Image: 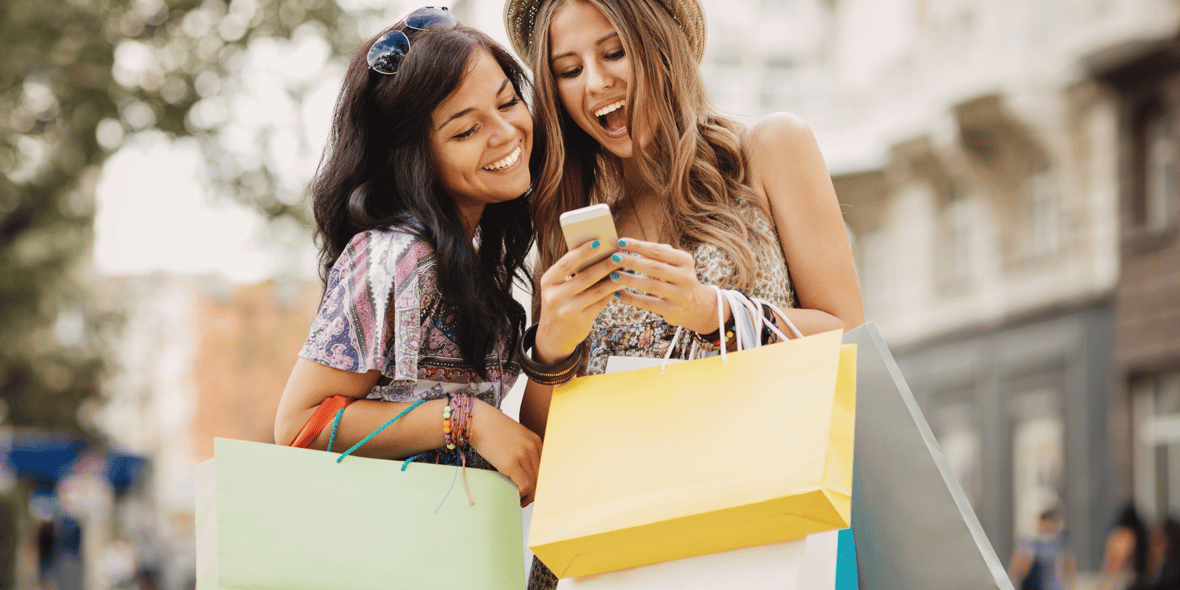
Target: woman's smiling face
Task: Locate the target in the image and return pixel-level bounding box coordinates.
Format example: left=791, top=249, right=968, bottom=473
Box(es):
left=548, top=0, right=643, bottom=159
left=429, top=49, right=533, bottom=231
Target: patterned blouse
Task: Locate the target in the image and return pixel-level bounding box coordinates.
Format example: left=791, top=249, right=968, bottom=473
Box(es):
left=584, top=200, right=796, bottom=375
left=299, top=226, right=520, bottom=435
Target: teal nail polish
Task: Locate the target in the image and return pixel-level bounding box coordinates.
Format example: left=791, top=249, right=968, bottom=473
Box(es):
left=626, top=269, right=636, bottom=274
left=617, top=239, right=628, bottom=247
left=610, top=272, right=620, bottom=281
left=613, top=291, right=622, bottom=298
left=611, top=253, right=622, bottom=263
left=591, top=240, right=600, bottom=249
left=631, top=251, right=639, bottom=257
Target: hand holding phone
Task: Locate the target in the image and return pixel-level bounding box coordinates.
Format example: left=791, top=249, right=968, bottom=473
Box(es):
left=559, top=204, right=619, bottom=273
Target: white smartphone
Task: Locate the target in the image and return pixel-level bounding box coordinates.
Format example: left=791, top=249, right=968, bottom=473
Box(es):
left=559, top=203, right=619, bottom=272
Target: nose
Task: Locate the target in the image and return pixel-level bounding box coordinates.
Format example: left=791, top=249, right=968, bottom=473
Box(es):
left=488, top=111, right=516, bottom=147
left=585, top=60, right=614, bottom=95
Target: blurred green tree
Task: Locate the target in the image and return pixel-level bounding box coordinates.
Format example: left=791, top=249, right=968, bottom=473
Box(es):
left=0, top=0, right=358, bottom=436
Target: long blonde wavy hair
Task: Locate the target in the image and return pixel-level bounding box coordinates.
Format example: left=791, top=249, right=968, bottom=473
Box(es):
left=528, top=0, right=774, bottom=289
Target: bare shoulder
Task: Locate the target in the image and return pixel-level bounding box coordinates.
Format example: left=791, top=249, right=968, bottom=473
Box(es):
left=745, top=112, right=816, bottom=157
left=743, top=113, right=828, bottom=201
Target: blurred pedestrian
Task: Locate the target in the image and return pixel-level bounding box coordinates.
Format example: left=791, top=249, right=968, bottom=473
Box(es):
left=1009, top=506, right=1075, bottom=590
left=1147, top=518, right=1180, bottom=590
left=1098, top=502, right=1151, bottom=590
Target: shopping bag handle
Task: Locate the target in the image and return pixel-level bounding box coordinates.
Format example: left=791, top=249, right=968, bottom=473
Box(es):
left=290, top=395, right=428, bottom=464
left=289, top=395, right=356, bottom=449
left=335, top=398, right=427, bottom=463
left=750, top=295, right=804, bottom=340
left=660, top=287, right=798, bottom=372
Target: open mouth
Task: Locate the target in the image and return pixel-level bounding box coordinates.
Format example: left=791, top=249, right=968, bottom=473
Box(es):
left=483, top=146, right=522, bottom=172
left=594, top=100, right=627, bottom=135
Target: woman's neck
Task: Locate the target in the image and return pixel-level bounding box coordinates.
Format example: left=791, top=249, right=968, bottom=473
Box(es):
left=458, top=203, right=484, bottom=240
left=619, top=155, right=657, bottom=205
left=616, top=156, right=667, bottom=242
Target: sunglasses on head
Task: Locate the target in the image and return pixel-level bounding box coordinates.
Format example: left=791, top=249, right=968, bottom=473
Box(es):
left=366, top=6, right=458, bottom=75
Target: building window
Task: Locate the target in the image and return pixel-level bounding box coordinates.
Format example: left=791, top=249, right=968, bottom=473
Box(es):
left=1134, top=105, right=1177, bottom=234
left=705, top=61, right=748, bottom=116
left=761, top=63, right=796, bottom=113
left=933, top=401, right=981, bottom=508
left=1132, top=370, right=1180, bottom=522
left=1029, top=166, right=1061, bottom=257
left=857, top=228, right=890, bottom=315
left=1011, top=392, right=1065, bottom=541
left=939, top=185, right=973, bottom=287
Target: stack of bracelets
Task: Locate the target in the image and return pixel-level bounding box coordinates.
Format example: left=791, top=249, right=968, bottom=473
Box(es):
left=517, top=324, right=587, bottom=386
left=693, top=290, right=780, bottom=347
left=443, top=393, right=473, bottom=450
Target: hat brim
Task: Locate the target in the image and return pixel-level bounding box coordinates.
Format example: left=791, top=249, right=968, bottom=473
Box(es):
left=504, top=0, right=706, bottom=64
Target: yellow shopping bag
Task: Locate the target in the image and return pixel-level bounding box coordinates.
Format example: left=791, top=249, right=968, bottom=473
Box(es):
left=529, top=329, right=857, bottom=579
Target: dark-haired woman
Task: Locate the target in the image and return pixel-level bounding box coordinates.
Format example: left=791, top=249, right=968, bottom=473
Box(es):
left=274, top=7, right=553, bottom=505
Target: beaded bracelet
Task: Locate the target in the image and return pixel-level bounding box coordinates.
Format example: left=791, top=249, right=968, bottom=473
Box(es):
left=694, top=314, right=736, bottom=346
left=444, top=393, right=473, bottom=450
left=454, top=394, right=471, bottom=447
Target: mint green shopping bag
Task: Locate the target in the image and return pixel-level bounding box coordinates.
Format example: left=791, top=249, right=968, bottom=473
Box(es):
left=195, top=437, right=526, bottom=590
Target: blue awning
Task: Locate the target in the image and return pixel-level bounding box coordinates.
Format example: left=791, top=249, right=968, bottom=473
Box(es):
left=3, top=433, right=148, bottom=493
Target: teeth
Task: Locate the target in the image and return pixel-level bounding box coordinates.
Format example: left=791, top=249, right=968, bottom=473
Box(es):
left=483, top=146, right=521, bottom=171
left=594, top=100, right=625, bottom=117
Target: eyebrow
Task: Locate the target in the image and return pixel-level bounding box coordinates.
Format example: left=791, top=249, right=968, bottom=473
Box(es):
left=437, top=78, right=512, bottom=131
left=550, top=32, right=619, bottom=63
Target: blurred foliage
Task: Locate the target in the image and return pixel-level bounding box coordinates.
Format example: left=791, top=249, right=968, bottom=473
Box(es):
left=0, top=0, right=364, bottom=435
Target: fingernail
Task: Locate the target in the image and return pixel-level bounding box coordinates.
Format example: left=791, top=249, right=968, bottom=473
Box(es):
left=611, top=253, right=622, bottom=263
left=613, top=291, right=622, bottom=298
left=610, top=272, right=620, bottom=281
left=617, top=239, right=628, bottom=247
left=630, top=252, right=639, bottom=257
left=626, top=269, right=636, bottom=274
left=591, top=240, right=600, bottom=249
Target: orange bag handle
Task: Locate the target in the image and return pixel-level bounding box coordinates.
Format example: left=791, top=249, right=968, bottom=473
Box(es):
left=289, top=395, right=357, bottom=448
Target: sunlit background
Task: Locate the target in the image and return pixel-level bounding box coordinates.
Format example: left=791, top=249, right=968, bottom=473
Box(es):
left=1, top=0, right=1176, bottom=587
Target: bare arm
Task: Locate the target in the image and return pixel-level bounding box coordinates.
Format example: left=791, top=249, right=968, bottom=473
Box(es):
left=274, top=358, right=542, bottom=504
left=747, top=113, right=864, bottom=332
left=519, top=239, right=625, bottom=439
left=273, top=358, right=445, bottom=457
left=606, top=114, right=862, bottom=338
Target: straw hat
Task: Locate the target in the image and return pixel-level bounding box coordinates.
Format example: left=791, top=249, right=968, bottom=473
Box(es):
left=503, top=0, right=706, bottom=64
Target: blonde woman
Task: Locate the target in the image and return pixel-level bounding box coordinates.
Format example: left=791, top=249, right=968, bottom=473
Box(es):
left=505, top=0, right=864, bottom=585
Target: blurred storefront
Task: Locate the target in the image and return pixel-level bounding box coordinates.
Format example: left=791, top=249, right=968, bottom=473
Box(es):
left=0, top=431, right=150, bottom=590
left=695, top=0, right=1179, bottom=577
left=1091, top=33, right=1180, bottom=531
left=52, top=274, right=324, bottom=590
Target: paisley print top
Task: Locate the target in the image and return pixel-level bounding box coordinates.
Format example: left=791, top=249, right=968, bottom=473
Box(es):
left=299, top=226, right=520, bottom=411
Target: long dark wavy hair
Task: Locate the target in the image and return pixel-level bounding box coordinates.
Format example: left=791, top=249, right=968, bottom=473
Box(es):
left=310, top=21, right=534, bottom=377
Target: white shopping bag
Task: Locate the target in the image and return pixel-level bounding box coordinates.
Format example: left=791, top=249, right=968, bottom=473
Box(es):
left=555, top=531, right=841, bottom=590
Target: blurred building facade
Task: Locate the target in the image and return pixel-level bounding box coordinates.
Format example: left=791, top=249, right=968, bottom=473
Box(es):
left=93, top=275, right=321, bottom=590
left=698, top=0, right=1180, bottom=574
left=1093, top=29, right=1180, bottom=551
